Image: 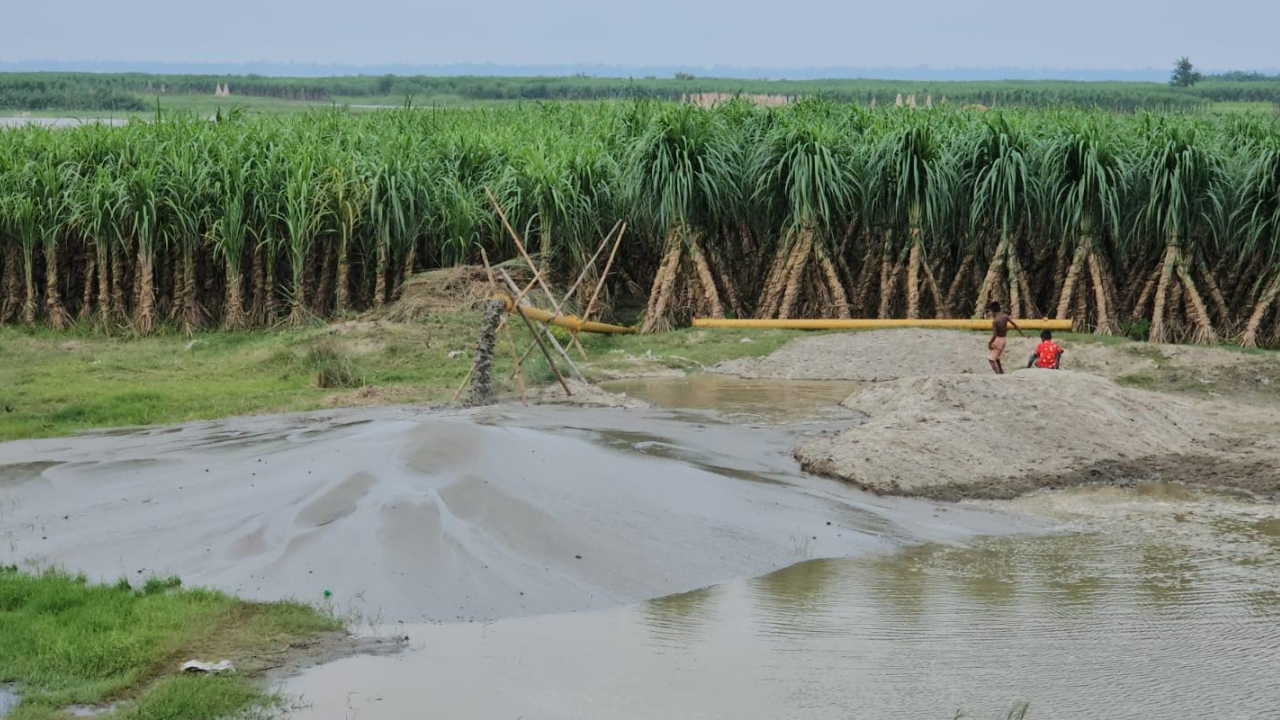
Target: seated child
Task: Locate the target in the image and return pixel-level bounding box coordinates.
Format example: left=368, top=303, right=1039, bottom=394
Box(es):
left=1027, top=330, right=1065, bottom=369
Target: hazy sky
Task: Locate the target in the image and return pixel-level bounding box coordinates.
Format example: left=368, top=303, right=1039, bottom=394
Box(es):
left=5, top=0, right=1276, bottom=71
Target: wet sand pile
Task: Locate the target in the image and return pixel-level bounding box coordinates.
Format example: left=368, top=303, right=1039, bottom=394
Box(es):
left=0, top=406, right=1019, bottom=624
left=713, top=328, right=1259, bottom=384
left=794, top=370, right=1280, bottom=500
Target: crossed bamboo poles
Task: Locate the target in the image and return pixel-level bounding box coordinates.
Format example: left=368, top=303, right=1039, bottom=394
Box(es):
left=452, top=187, right=626, bottom=404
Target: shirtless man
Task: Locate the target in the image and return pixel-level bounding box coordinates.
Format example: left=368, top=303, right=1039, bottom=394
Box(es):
left=987, top=302, right=1024, bottom=374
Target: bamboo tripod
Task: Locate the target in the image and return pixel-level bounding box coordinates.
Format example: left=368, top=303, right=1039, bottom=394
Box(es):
left=451, top=190, right=627, bottom=404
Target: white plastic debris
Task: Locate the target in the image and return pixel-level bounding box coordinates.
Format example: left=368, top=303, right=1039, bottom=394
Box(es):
left=180, top=660, right=235, bottom=674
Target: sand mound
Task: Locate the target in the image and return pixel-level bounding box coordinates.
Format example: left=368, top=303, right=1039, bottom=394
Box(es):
left=794, top=371, right=1233, bottom=500
left=713, top=328, right=1269, bottom=387
left=0, top=406, right=1019, bottom=624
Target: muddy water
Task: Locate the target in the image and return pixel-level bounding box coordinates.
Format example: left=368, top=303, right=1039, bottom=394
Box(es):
left=7, top=374, right=1280, bottom=718
left=598, top=375, right=862, bottom=424
left=287, top=484, right=1280, bottom=720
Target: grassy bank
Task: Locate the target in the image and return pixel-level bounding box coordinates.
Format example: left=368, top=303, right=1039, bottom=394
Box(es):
left=0, top=316, right=808, bottom=441
left=0, top=566, right=341, bottom=720
left=5, top=311, right=1273, bottom=443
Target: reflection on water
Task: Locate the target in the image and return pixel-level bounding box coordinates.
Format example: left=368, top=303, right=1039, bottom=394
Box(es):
left=640, top=585, right=721, bottom=645
left=287, top=485, right=1280, bottom=720
left=598, top=375, right=862, bottom=424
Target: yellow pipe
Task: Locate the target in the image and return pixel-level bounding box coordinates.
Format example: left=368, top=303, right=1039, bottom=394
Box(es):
left=691, top=318, right=1074, bottom=331
left=497, top=295, right=636, bottom=334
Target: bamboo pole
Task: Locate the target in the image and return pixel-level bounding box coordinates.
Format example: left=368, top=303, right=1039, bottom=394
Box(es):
left=507, top=222, right=631, bottom=372
left=581, top=223, right=626, bottom=325
left=450, top=365, right=476, bottom=404
left=513, top=304, right=572, bottom=397
left=561, top=221, right=621, bottom=312
left=498, top=270, right=572, bottom=397
left=575, top=222, right=627, bottom=356
left=559, top=221, right=621, bottom=358
left=499, top=269, right=586, bottom=384
left=484, top=187, right=569, bottom=318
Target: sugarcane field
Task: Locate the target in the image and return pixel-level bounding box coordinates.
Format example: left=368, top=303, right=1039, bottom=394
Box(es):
left=4, top=16, right=1280, bottom=720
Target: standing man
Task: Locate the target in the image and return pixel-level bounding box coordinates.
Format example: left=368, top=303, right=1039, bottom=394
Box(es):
left=987, top=302, right=1024, bottom=374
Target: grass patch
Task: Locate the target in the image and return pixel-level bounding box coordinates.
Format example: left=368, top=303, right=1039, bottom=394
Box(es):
left=305, top=341, right=366, bottom=389
left=0, top=318, right=807, bottom=441
left=0, top=566, right=340, bottom=720
left=1116, top=372, right=1160, bottom=390
left=0, top=318, right=490, bottom=441
left=1209, top=101, right=1279, bottom=114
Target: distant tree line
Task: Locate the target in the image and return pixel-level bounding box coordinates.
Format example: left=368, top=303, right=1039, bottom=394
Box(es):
left=0, top=75, right=146, bottom=111
left=1, top=71, right=1279, bottom=113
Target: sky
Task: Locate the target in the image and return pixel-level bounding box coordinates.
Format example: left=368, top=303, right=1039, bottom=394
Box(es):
left=4, top=0, right=1277, bottom=74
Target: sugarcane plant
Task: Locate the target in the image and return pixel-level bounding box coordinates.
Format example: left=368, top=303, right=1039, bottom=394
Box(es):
left=1043, top=118, right=1125, bottom=333
left=0, top=102, right=1278, bottom=347
left=1131, top=122, right=1226, bottom=344
left=625, top=104, right=735, bottom=332
left=1237, top=137, right=1280, bottom=346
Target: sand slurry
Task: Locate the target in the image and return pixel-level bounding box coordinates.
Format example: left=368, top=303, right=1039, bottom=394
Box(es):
left=795, top=370, right=1280, bottom=500
left=0, top=404, right=1023, bottom=625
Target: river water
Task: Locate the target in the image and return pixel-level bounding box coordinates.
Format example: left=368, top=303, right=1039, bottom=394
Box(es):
left=286, top=481, right=1280, bottom=720
left=282, top=378, right=1280, bottom=720
left=4, top=372, right=1277, bottom=719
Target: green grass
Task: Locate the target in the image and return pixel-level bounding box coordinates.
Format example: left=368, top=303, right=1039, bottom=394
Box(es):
left=142, top=94, right=332, bottom=116
left=0, top=315, right=813, bottom=441
left=0, top=317, right=471, bottom=441
left=1116, top=371, right=1160, bottom=389
left=1209, top=101, right=1279, bottom=114
left=0, top=566, right=340, bottom=720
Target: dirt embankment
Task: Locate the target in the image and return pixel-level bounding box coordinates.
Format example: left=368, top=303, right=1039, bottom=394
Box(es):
left=717, top=330, right=1280, bottom=500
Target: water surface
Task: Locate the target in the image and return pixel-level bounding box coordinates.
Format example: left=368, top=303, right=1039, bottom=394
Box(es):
left=287, top=484, right=1280, bottom=720
left=599, top=375, right=862, bottom=424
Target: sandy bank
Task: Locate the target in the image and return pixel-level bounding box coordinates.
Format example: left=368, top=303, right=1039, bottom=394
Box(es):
left=0, top=405, right=1023, bottom=624
left=713, top=328, right=1278, bottom=391
left=795, top=371, right=1280, bottom=500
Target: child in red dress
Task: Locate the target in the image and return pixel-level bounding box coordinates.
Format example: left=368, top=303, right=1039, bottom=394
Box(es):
left=1028, top=330, right=1065, bottom=369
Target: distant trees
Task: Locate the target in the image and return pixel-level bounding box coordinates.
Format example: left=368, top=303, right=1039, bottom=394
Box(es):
left=1171, top=57, right=1203, bottom=87
left=0, top=75, right=145, bottom=111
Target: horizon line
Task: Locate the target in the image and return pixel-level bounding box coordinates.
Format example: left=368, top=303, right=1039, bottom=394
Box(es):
left=3, top=59, right=1278, bottom=82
